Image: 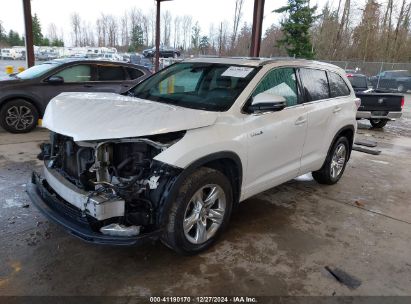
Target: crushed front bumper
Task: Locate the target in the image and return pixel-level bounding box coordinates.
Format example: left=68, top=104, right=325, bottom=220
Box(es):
left=27, top=172, right=162, bottom=246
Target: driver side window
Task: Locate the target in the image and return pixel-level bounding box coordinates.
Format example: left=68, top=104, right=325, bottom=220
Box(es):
left=53, top=64, right=92, bottom=83
left=252, top=68, right=299, bottom=107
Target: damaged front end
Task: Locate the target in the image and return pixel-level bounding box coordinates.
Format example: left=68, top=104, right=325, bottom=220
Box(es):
left=28, top=131, right=184, bottom=245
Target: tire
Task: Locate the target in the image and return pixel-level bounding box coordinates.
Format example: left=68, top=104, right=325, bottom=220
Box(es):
left=312, top=136, right=350, bottom=185
left=397, top=83, right=406, bottom=93
left=0, top=99, right=38, bottom=133
left=370, top=119, right=388, bottom=128
left=162, top=167, right=233, bottom=255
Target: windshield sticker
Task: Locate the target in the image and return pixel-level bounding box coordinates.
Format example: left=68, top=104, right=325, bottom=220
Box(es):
left=221, top=66, right=254, bottom=78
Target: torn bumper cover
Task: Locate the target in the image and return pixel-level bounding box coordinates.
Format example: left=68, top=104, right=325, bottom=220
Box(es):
left=27, top=172, right=163, bottom=246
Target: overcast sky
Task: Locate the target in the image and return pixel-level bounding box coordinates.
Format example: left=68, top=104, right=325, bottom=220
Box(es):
left=1, top=0, right=337, bottom=46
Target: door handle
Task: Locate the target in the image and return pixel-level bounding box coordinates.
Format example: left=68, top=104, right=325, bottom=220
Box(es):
left=333, top=106, right=342, bottom=113
left=84, top=84, right=94, bottom=88
left=295, top=116, right=307, bottom=126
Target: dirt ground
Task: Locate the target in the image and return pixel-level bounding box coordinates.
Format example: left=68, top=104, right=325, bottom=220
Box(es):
left=0, top=95, right=410, bottom=298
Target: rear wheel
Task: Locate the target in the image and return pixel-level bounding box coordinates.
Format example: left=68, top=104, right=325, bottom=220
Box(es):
left=370, top=119, right=388, bottom=128
left=0, top=99, right=38, bottom=133
left=312, top=136, right=350, bottom=185
left=162, top=167, right=233, bottom=255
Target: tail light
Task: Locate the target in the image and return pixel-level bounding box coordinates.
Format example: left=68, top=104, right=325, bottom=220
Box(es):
left=401, top=97, right=405, bottom=108
left=346, top=74, right=353, bottom=77
left=354, top=98, right=361, bottom=109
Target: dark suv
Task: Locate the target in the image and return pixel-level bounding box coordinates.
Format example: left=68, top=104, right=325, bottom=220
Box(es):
left=0, top=59, right=150, bottom=133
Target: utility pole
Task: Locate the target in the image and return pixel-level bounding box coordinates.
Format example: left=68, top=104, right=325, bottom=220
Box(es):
left=155, top=0, right=172, bottom=72
left=249, top=0, right=265, bottom=57
left=22, top=0, right=35, bottom=67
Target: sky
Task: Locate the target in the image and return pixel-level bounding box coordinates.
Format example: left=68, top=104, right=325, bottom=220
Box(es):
left=0, top=0, right=336, bottom=46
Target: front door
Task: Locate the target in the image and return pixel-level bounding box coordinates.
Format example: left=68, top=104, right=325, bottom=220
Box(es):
left=242, top=67, right=307, bottom=199
left=40, top=63, right=97, bottom=103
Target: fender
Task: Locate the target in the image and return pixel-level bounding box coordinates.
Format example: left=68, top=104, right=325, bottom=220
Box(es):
left=326, top=125, right=355, bottom=160
left=156, top=151, right=243, bottom=226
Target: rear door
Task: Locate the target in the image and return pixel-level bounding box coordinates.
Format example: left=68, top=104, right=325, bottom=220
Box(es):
left=298, top=68, right=351, bottom=173
left=94, top=64, right=129, bottom=93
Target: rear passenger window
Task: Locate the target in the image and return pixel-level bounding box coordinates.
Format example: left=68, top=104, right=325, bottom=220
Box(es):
left=252, top=68, right=299, bottom=107
left=97, top=65, right=126, bottom=81
left=299, top=68, right=329, bottom=101
left=328, top=72, right=350, bottom=97
left=127, top=68, right=144, bottom=80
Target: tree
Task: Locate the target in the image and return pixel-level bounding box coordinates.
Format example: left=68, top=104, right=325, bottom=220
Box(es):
left=199, top=36, right=210, bottom=54
left=0, top=20, right=6, bottom=45
left=231, top=0, right=244, bottom=49
left=32, top=14, right=44, bottom=45
left=274, top=0, right=318, bottom=59
left=7, top=30, right=24, bottom=46
left=129, top=24, right=144, bottom=51
left=191, top=22, right=201, bottom=50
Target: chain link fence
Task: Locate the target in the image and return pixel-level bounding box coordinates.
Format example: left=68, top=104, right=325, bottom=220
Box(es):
left=323, top=60, right=411, bottom=76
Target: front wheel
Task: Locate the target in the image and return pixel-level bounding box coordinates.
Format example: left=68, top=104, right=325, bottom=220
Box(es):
left=0, top=99, right=38, bottom=133
left=397, top=83, right=406, bottom=93
left=370, top=119, right=388, bottom=128
left=162, top=167, right=233, bottom=255
left=312, top=136, right=350, bottom=185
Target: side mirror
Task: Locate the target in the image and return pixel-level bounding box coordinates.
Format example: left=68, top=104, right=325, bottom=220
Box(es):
left=47, top=75, right=64, bottom=84
left=248, top=92, right=287, bottom=113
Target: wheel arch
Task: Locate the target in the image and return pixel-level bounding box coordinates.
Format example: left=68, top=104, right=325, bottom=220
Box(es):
left=156, top=151, right=243, bottom=226
left=328, top=125, right=355, bottom=161
left=0, top=95, right=43, bottom=118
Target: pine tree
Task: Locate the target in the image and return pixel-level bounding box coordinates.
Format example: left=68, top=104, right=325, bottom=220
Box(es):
left=32, top=13, right=44, bottom=45
left=274, top=0, right=318, bottom=59
left=199, top=36, right=209, bottom=54
left=129, top=25, right=144, bottom=52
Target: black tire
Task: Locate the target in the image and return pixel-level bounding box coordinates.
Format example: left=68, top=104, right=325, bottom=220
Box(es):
left=397, top=83, right=406, bottom=93
left=0, top=99, right=38, bottom=133
left=370, top=119, right=388, bottom=128
left=312, top=136, right=350, bottom=185
left=162, top=167, right=233, bottom=255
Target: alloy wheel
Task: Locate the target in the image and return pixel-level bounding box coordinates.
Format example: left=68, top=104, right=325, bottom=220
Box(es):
left=5, top=105, right=34, bottom=131
left=330, top=143, right=347, bottom=179
left=183, top=184, right=226, bottom=245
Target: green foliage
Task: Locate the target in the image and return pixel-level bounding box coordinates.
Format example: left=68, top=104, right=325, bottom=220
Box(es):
left=7, top=30, right=24, bottom=46
left=32, top=14, right=44, bottom=45
left=199, top=36, right=209, bottom=54
left=129, top=24, right=144, bottom=51
left=0, top=20, right=6, bottom=43
left=274, top=0, right=318, bottom=59
left=51, top=38, right=64, bottom=47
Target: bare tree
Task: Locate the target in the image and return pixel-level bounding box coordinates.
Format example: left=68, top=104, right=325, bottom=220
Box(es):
left=231, top=0, right=244, bottom=50
left=182, top=15, right=193, bottom=50
left=162, top=10, right=172, bottom=46
left=173, top=16, right=181, bottom=48
left=71, top=13, right=81, bottom=46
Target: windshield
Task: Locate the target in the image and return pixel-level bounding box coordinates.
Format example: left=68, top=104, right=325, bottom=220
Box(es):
left=132, top=62, right=258, bottom=111
left=17, top=63, right=59, bottom=79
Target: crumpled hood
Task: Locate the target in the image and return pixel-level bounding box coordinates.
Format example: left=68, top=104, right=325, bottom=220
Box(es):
left=42, top=92, right=219, bottom=141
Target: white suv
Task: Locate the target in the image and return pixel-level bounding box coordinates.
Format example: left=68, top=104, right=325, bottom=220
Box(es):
left=28, top=57, right=359, bottom=254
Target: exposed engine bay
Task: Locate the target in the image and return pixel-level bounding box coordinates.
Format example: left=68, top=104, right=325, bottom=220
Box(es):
left=38, top=131, right=184, bottom=236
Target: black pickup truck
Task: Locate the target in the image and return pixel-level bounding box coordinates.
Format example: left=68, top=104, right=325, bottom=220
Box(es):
left=369, top=70, right=411, bottom=93
left=347, top=73, right=404, bottom=128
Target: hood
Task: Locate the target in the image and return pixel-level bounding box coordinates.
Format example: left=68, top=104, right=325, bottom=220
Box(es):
left=42, top=92, right=219, bottom=141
